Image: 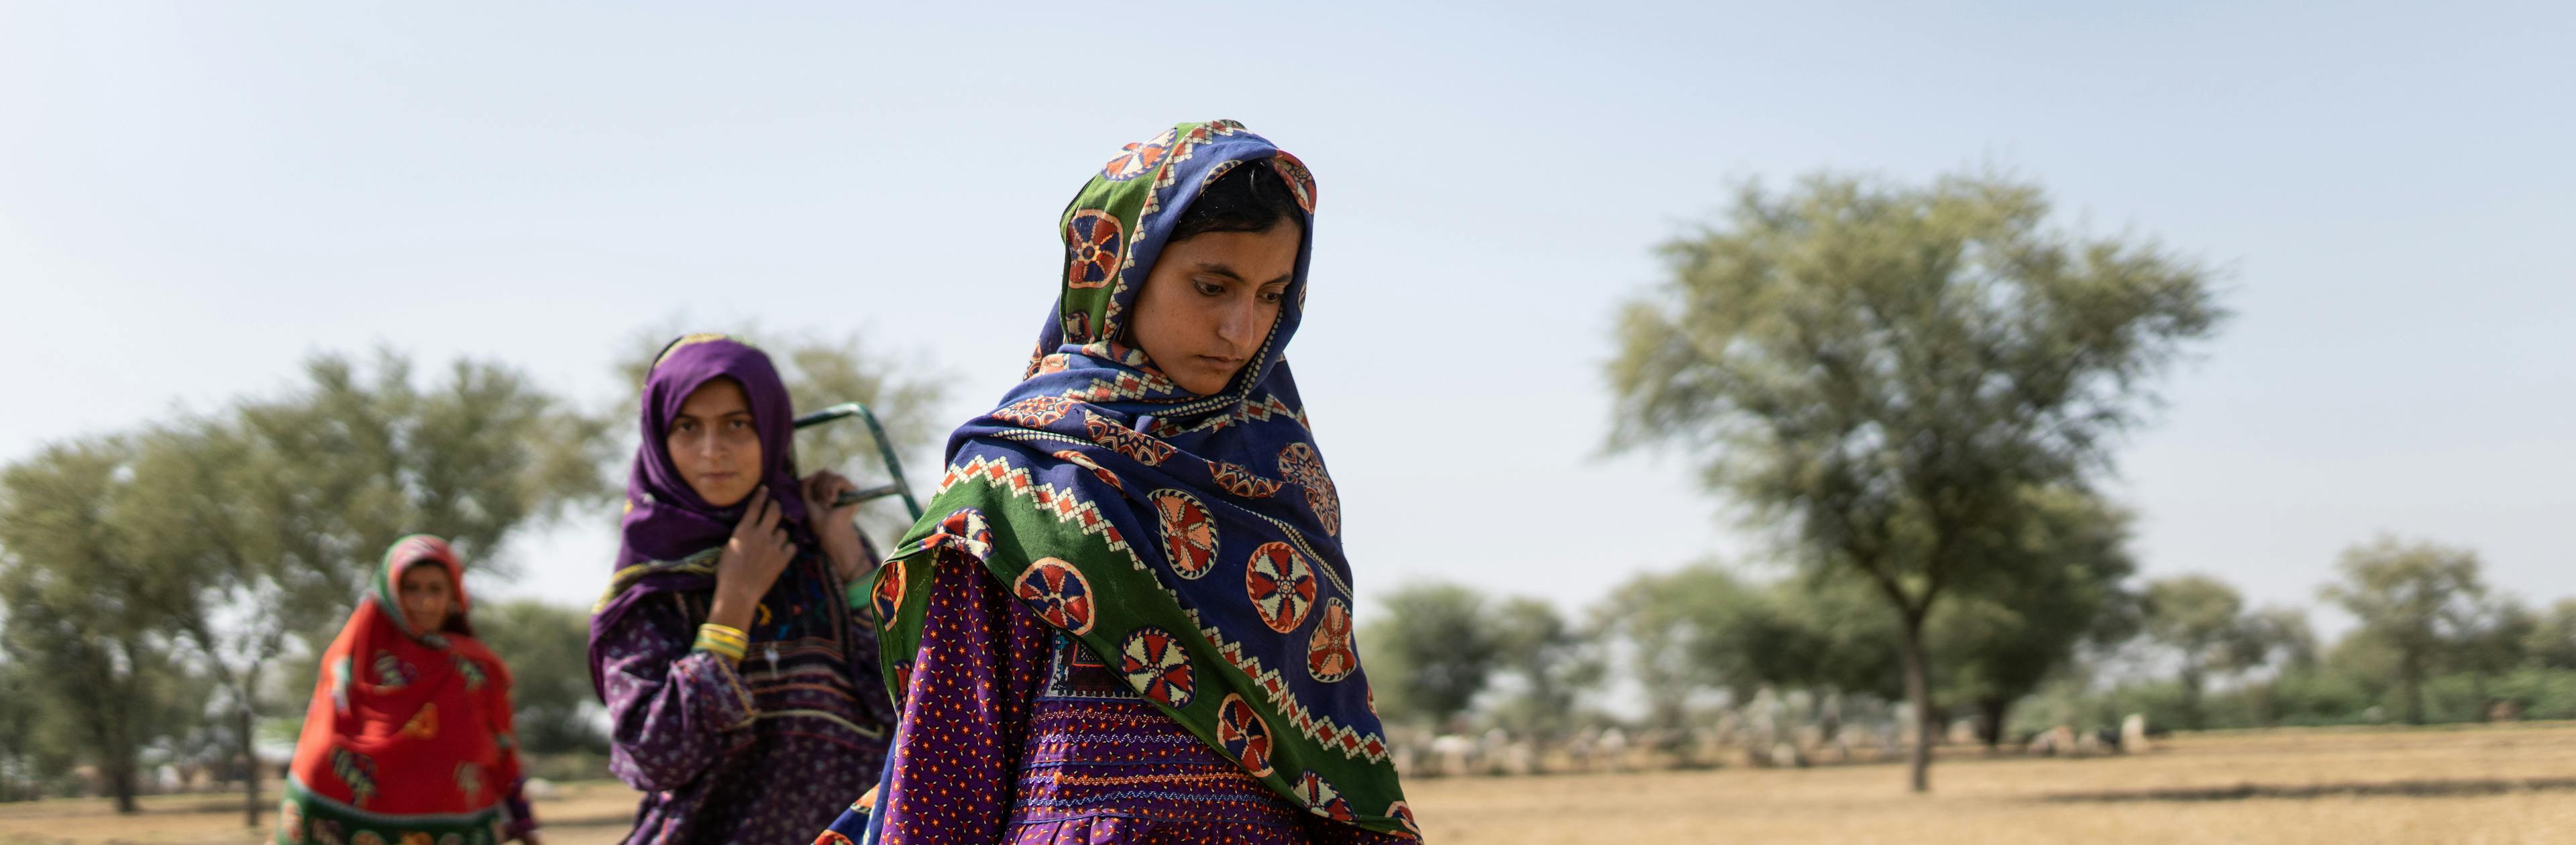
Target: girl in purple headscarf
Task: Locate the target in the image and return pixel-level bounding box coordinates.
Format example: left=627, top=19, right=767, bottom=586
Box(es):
left=589, top=333, right=897, bottom=845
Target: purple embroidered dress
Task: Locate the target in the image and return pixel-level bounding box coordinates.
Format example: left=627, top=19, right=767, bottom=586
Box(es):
left=823, top=560, right=1394, bottom=844
left=590, top=335, right=896, bottom=845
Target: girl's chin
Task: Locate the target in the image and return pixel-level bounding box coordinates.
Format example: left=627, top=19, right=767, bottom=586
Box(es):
left=1171, top=368, right=1244, bottom=396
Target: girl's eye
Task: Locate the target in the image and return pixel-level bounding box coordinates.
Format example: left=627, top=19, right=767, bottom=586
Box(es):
left=1195, top=280, right=1226, bottom=296
left=1258, top=290, right=1284, bottom=304
left=729, top=418, right=751, bottom=430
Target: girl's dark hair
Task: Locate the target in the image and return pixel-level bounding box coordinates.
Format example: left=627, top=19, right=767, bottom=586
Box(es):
left=1169, top=162, right=1305, bottom=243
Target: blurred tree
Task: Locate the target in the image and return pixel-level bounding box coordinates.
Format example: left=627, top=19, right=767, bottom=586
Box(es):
left=1359, top=583, right=1502, bottom=730
left=1929, top=486, right=2137, bottom=746
left=1593, top=565, right=1772, bottom=730
left=2241, top=606, right=2320, bottom=671
left=0, top=439, right=203, bottom=812
left=1756, top=577, right=1903, bottom=701
left=2140, top=575, right=2252, bottom=729
left=473, top=600, right=607, bottom=755
left=1486, top=598, right=1596, bottom=742
left=1607, top=171, right=2224, bottom=791
left=2456, top=598, right=2536, bottom=719
left=0, top=656, right=33, bottom=801
left=2320, top=537, right=2489, bottom=725
left=2233, top=605, right=2320, bottom=726
left=2526, top=599, right=2576, bottom=670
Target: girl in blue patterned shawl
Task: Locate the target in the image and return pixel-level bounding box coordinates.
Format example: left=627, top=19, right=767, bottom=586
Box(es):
left=814, top=121, right=1415, bottom=845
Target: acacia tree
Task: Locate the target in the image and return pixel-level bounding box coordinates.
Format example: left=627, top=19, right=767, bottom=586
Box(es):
left=1360, top=583, right=1503, bottom=731
left=1930, top=486, right=2137, bottom=746
left=1487, top=598, right=1595, bottom=744
left=2528, top=600, right=2576, bottom=670
left=2139, top=575, right=2256, bottom=729
left=1593, top=565, right=1772, bottom=730
left=0, top=439, right=201, bottom=812
left=2231, top=604, right=2320, bottom=726
left=1607, top=171, right=2224, bottom=791
left=474, top=600, right=608, bottom=755
left=2320, top=537, right=2489, bottom=725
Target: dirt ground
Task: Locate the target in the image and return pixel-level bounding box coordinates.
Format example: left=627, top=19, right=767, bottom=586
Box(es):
left=7, top=723, right=2575, bottom=844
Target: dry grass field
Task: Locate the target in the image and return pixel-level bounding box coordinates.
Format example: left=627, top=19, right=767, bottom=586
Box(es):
left=7, top=723, right=2573, bottom=844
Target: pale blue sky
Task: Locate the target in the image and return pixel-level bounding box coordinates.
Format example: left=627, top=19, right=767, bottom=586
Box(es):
left=5, top=3, right=2571, bottom=630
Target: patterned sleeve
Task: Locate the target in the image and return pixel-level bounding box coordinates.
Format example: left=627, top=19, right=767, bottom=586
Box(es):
left=598, top=594, right=759, bottom=793
left=873, top=551, right=1053, bottom=844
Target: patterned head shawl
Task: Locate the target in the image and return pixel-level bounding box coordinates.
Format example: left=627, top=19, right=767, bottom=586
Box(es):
left=588, top=335, right=814, bottom=695
left=871, top=120, right=1415, bottom=838
left=285, top=535, right=525, bottom=839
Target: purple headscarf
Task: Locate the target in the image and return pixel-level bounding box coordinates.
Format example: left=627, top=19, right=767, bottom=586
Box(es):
left=588, top=334, right=811, bottom=695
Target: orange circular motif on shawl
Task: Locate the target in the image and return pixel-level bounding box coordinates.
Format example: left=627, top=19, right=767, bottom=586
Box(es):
left=1245, top=542, right=1316, bottom=634
left=1102, top=128, right=1176, bottom=182
left=1150, top=490, right=1219, bottom=579
left=1012, top=557, right=1095, bottom=635
left=1295, top=770, right=1354, bottom=822
left=1064, top=211, right=1124, bottom=290
left=1216, top=693, right=1274, bottom=778
left=1306, top=598, right=1358, bottom=683
left=1118, top=626, right=1197, bottom=709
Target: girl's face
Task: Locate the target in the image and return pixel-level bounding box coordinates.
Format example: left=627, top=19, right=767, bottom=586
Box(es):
left=666, top=378, right=763, bottom=508
left=1125, top=225, right=1303, bottom=396
left=397, top=562, right=454, bottom=633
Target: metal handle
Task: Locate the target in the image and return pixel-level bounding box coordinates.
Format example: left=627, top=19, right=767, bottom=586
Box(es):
left=793, top=402, right=924, bottom=522
left=832, top=483, right=909, bottom=508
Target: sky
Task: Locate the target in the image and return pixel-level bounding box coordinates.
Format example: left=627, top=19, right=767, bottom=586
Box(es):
left=4, top=2, right=2572, bottom=634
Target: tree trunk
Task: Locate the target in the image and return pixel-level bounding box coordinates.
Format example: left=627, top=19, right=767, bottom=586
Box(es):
left=107, top=734, right=140, bottom=813
left=2401, top=651, right=2426, bottom=725
left=82, top=685, right=141, bottom=813
left=1897, top=614, right=1933, bottom=793
left=1977, top=696, right=2010, bottom=750
left=237, top=697, right=263, bottom=828
left=2178, top=664, right=2205, bottom=730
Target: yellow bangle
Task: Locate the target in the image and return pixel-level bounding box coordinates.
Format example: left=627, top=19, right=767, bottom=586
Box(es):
left=694, top=623, right=749, bottom=662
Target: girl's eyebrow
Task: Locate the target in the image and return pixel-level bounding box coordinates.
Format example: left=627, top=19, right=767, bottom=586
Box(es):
left=1195, top=262, right=1292, bottom=288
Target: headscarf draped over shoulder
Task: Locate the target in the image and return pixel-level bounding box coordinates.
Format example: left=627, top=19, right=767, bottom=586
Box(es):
left=587, top=334, right=810, bottom=696
left=870, top=121, right=1415, bottom=838
left=284, top=535, right=526, bottom=844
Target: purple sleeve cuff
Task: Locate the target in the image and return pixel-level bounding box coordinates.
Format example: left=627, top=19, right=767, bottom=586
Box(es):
left=600, top=598, right=761, bottom=791
left=503, top=775, right=537, bottom=836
